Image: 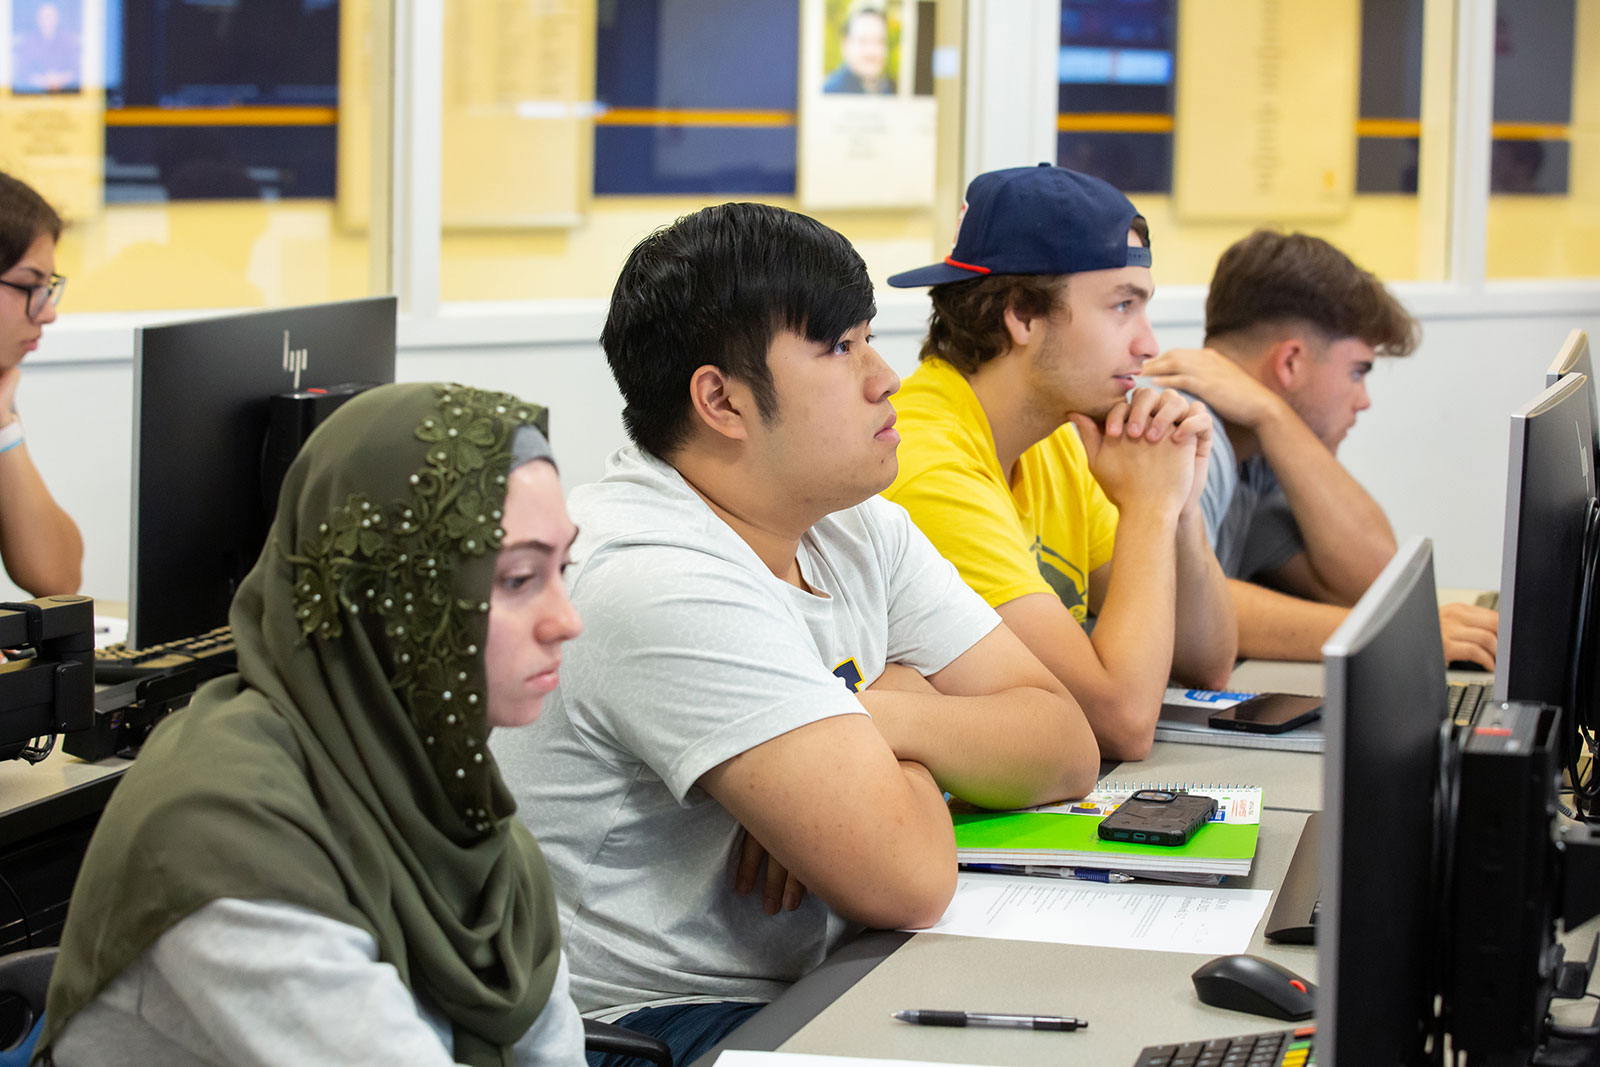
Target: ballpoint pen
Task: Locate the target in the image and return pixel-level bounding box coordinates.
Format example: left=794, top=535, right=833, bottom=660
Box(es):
left=962, top=863, right=1134, bottom=883
left=892, top=1009, right=1086, bottom=1031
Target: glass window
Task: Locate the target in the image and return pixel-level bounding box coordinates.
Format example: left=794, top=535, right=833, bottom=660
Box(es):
left=1485, top=0, right=1598, bottom=278
left=438, top=0, right=942, bottom=304
left=1058, top=0, right=1440, bottom=285
left=1056, top=0, right=1175, bottom=195
left=593, top=0, right=797, bottom=196
left=3, top=0, right=379, bottom=312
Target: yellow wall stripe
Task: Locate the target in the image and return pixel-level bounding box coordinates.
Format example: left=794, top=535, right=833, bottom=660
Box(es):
left=1490, top=121, right=1571, bottom=141
left=1355, top=117, right=1572, bottom=141
left=105, top=106, right=338, bottom=127
left=1056, top=112, right=1174, bottom=133
left=100, top=106, right=1573, bottom=143
left=1355, top=117, right=1421, bottom=138
left=595, top=107, right=795, bottom=128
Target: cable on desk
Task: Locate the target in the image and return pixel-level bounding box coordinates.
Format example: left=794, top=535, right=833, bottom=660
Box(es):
left=1432, top=715, right=1469, bottom=1052
left=0, top=866, right=33, bottom=950
left=1566, top=500, right=1600, bottom=820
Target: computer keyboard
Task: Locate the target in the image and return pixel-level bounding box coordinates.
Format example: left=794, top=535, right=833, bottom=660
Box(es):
left=1133, top=1024, right=1315, bottom=1066
left=94, top=625, right=237, bottom=684
left=1448, top=681, right=1490, bottom=727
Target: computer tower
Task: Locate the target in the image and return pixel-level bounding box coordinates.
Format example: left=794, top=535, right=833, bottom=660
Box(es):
left=1448, top=700, right=1562, bottom=1061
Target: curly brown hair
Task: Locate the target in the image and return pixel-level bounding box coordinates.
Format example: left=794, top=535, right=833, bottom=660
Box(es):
left=920, top=273, right=1063, bottom=373
left=1205, top=230, right=1418, bottom=357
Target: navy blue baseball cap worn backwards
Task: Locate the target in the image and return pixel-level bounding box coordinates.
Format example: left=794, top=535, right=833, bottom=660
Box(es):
left=887, top=163, right=1151, bottom=288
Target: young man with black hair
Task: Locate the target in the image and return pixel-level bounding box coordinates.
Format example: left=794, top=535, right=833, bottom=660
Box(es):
left=883, top=164, right=1237, bottom=763
left=1146, top=229, right=1498, bottom=667
left=493, top=202, right=1097, bottom=1063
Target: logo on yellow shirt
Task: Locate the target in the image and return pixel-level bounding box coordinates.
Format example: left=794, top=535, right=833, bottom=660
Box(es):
left=1032, top=539, right=1089, bottom=623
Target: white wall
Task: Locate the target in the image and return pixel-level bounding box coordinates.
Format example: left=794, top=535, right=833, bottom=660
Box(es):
left=9, top=287, right=1600, bottom=612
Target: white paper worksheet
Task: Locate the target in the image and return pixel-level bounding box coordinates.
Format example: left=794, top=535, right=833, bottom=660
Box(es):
left=914, top=872, right=1272, bottom=955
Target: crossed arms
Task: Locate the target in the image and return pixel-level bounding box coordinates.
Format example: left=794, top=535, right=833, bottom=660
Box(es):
left=701, top=624, right=1098, bottom=930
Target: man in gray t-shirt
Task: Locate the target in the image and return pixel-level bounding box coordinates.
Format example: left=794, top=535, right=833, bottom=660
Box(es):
left=1196, top=403, right=1305, bottom=582
left=493, top=203, right=1099, bottom=1066
left=1152, top=229, right=1498, bottom=668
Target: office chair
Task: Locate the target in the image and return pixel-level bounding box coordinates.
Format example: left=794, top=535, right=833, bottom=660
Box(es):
left=0, top=946, right=670, bottom=1066
left=0, top=946, right=52, bottom=1058
left=585, top=1018, right=673, bottom=1066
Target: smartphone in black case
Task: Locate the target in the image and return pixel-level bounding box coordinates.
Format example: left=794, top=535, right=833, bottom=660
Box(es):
left=1096, top=789, right=1218, bottom=847
left=1207, top=692, right=1323, bottom=734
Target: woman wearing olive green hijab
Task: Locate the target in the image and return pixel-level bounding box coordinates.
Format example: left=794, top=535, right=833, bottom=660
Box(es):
left=36, top=383, right=584, bottom=1066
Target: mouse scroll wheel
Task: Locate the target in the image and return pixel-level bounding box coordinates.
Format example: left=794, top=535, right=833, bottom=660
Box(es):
left=1289, top=979, right=1308, bottom=993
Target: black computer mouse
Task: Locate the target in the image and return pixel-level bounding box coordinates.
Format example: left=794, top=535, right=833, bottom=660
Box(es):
left=1191, top=953, right=1316, bottom=1021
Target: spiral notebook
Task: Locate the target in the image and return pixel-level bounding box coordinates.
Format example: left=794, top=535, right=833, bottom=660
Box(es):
left=951, top=782, right=1262, bottom=881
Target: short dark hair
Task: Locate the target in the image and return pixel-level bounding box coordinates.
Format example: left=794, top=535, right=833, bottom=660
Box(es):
left=600, top=202, right=876, bottom=459
left=0, top=171, right=63, bottom=274
left=843, top=3, right=887, bottom=34
left=919, top=216, right=1149, bottom=372
left=1204, top=230, right=1419, bottom=357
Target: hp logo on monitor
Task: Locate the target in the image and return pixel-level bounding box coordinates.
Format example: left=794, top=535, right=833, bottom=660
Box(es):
left=282, top=330, right=309, bottom=389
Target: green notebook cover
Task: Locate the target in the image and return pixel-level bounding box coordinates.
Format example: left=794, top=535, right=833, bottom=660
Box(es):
left=952, top=786, right=1261, bottom=875
left=953, top=811, right=1257, bottom=864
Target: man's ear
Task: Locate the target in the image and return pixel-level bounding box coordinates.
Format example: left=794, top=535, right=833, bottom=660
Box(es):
left=687, top=364, right=750, bottom=442
left=1002, top=302, right=1045, bottom=351
left=1267, top=337, right=1309, bottom=392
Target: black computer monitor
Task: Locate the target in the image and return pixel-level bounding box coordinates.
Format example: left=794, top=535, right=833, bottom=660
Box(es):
left=1320, top=535, right=1450, bottom=1067
left=1493, top=373, right=1597, bottom=711
left=129, top=296, right=397, bottom=648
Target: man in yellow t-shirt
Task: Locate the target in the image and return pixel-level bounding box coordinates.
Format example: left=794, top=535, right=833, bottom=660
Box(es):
left=884, top=164, right=1237, bottom=761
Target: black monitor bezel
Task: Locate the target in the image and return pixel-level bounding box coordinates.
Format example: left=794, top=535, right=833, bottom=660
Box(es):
left=128, top=296, right=397, bottom=648
left=1320, top=535, right=1450, bottom=1067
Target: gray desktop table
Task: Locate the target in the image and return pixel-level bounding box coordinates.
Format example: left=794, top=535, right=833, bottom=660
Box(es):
left=701, top=809, right=1313, bottom=1066
left=1104, top=744, right=1322, bottom=814
left=0, top=743, right=128, bottom=849
left=700, top=619, right=1500, bottom=1065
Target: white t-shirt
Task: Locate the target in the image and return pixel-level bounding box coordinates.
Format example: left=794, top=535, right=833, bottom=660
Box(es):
left=52, top=898, right=585, bottom=1067
left=492, top=447, right=1000, bottom=1016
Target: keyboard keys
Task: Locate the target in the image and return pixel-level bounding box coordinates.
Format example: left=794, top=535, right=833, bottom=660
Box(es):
left=1448, top=682, right=1489, bottom=727
left=1134, top=1026, right=1314, bottom=1067
left=94, top=624, right=237, bottom=684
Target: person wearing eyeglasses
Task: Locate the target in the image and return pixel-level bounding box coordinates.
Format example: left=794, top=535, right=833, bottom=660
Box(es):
left=0, top=170, right=82, bottom=594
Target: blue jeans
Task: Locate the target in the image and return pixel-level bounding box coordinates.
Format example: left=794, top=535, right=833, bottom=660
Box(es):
left=587, top=1001, right=766, bottom=1067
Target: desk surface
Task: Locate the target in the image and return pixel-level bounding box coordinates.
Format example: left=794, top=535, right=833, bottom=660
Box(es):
left=704, top=617, right=1507, bottom=1066
left=776, top=810, right=1312, bottom=1066
left=1107, top=745, right=1321, bottom=813
left=0, top=740, right=128, bottom=848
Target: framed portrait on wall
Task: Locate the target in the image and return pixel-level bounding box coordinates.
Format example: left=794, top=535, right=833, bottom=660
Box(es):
left=799, top=0, right=935, bottom=209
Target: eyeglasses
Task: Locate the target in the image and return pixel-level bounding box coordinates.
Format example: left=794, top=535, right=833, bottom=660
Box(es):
left=0, top=273, right=66, bottom=322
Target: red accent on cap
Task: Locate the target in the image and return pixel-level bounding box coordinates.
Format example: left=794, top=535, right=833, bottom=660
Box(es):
left=307, top=387, right=327, bottom=394
left=1289, top=979, right=1308, bottom=994
left=943, top=255, right=991, bottom=274
left=1475, top=726, right=1512, bottom=736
